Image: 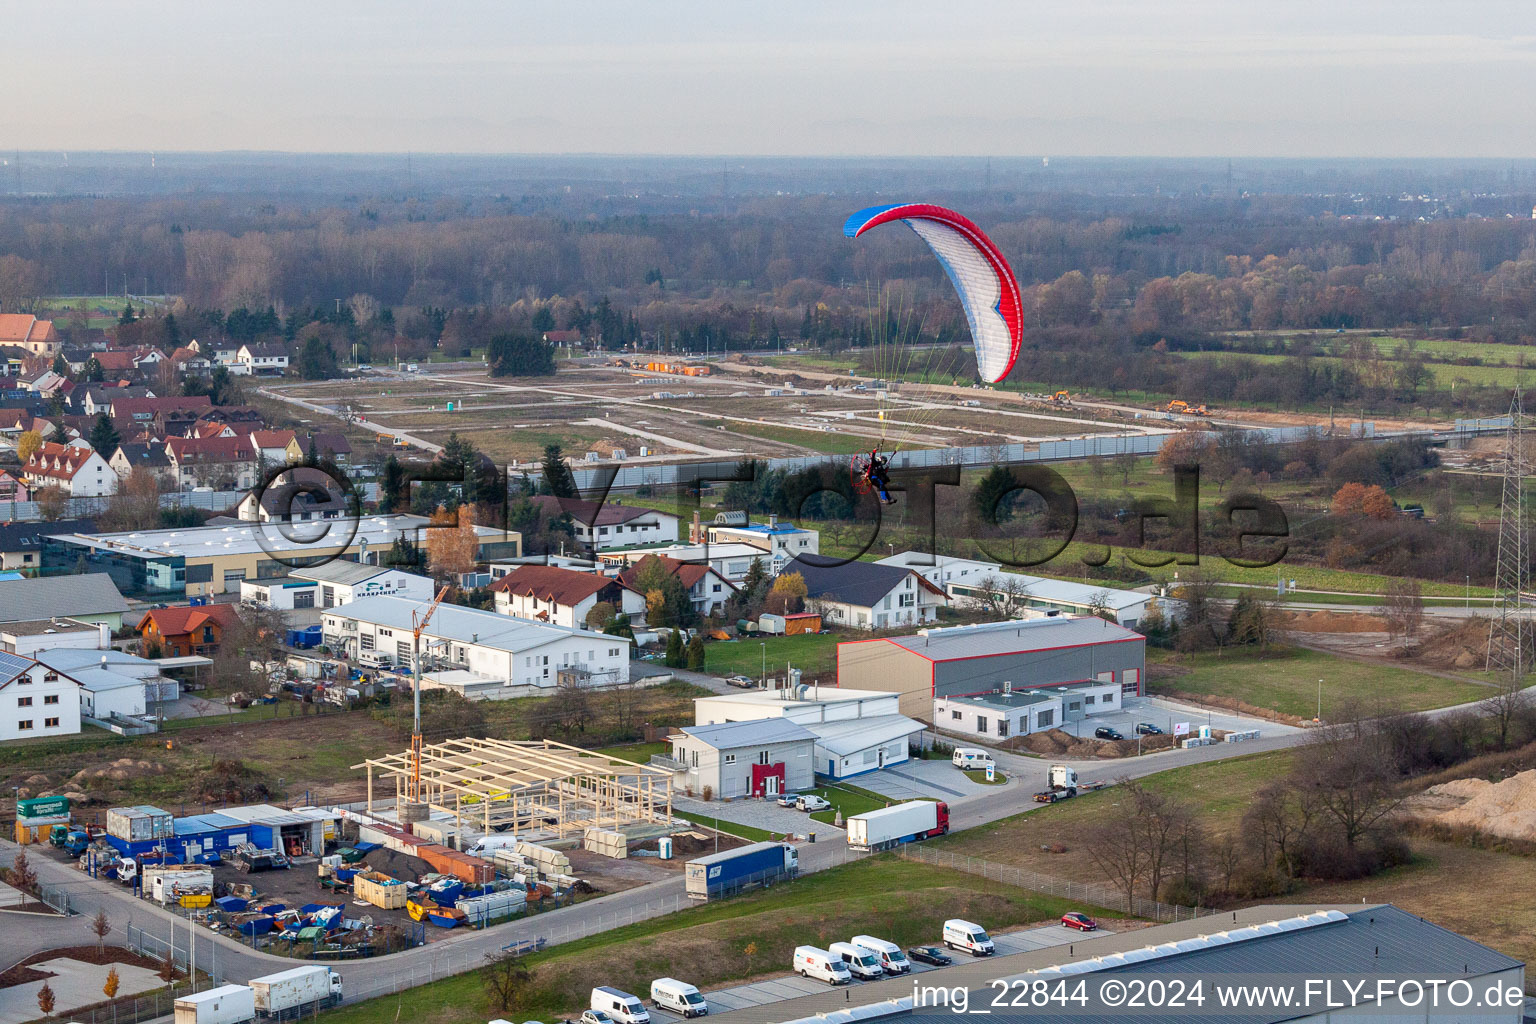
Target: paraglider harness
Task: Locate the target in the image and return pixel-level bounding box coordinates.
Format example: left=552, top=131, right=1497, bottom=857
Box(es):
left=864, top=449, right=894, bottom=505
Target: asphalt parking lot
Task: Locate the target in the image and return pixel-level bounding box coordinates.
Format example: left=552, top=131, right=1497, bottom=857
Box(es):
left=1069, top=695, right=1302, bottom=744
left=646, top=921, right=1104, bottom=1022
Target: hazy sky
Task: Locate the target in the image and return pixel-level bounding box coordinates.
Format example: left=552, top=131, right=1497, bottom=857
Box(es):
left=8, top=0, right=1536, bottom=157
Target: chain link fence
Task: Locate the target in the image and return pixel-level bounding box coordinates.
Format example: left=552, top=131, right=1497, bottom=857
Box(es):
left=898, top=845, right=1215, bottom=923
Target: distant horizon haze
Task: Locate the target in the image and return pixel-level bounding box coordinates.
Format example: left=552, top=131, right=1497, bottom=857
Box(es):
left=6, top=0, right=1536, bottom=158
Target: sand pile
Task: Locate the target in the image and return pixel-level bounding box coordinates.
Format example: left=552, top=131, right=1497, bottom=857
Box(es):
left=1417, top=769, right=1536, bottom=841
left=1413, top=619, right=1494, bottom=670
left=1279, top=610, right=1387, bottom=633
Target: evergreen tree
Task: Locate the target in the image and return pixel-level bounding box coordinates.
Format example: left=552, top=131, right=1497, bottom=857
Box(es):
left=51, top=354, right=67, bottom=377
left=84, top=357, right=104, bottom=382
left=88, top=412, right=120, bottom=456
left=972, top=465, right=1023, bottom=524
left=119, top=303, right=136, bottom=325
left=304, top=435, right=319, bottom=467
left=664, top=628, right=685, bottom=668
left=531, top=306, right=556, bottom=333
left=381, top=455, right=406, bottom=512
left=297, top=336, right=339, bottom=380
left=603, top=613, right=637, bottom=648
left=685, top=633, right=706, bottom=671
left=164, top=313, right=181, bottom=347
left=540, top=443, right=577, bottom=498
left=800, top=305, right=813, bottom=340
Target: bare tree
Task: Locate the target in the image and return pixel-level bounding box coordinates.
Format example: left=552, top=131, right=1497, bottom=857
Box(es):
left=1480, top=678, right=1530, bottom=751
left=1242, top=781, right=1320, bottom=879
left=1292, top=722, right=1406, bottom=850
left=92, top=908, right=112, bottom=951
left=1382, top=578, right=1424, bottom=640
left=481, top=951, right=531, bottom=1012
left=1084, top=808, right=1147, bottom=908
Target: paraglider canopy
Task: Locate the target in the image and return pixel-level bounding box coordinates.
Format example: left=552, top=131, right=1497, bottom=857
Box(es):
left=844, top=203, right=1023, bottom=384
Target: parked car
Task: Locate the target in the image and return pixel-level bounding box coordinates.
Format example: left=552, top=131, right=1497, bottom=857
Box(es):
left=796, top=795, right=831, bottom=812
left=1094, top=727, right=1124, bottom=741
left=580, top=1011, right=615, bottom=1024
left=776, top=794, right=798, bottom=808
left=906, top=946, right=953, bottom=967
left=1135, top=723, right=1163, bottom=736
left=726, top=675, right=755, bottom=689
left=1061, top=912, right=1099, bottom=932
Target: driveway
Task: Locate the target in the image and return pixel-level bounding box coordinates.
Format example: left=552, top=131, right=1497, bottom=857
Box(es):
left=673, top=796, right=836, bottom=837
left=1061, top=695, right=1304, bottom=745
left=855, top=759, right=1005, bottom=802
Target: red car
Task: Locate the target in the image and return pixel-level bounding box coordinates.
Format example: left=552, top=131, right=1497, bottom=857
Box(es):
left=1061, top=912, right=1098, bottom=932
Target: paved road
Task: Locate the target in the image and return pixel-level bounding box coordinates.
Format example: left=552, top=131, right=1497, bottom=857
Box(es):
left=3, top=684, right=1523, bottom=1003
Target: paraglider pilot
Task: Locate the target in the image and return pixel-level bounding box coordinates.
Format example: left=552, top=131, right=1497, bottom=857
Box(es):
left=865, top=449, right=894, bottom=504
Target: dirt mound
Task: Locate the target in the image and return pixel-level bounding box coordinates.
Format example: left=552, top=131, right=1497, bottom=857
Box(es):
left=69, top=758, right=167, bottom=785
left=1409, top=769, right=1536, bottom=841
left=359, top=847, right=432, bottom=881
left=1414, top=619, right=1495, bottom=671
left=1005, top=728, right=1117, bottom=759
left=1278, top=610, right=1387, bottom=633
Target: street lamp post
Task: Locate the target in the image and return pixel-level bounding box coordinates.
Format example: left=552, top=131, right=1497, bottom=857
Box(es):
left=760, top=642, right=766, bottom=688
left=1466, top=575, right=1470, bottom=610
left=1317, top=679, right=1323, bottom=722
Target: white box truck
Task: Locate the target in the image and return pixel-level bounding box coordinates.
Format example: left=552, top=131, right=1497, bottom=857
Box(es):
left=250, top=965, right=343, bottom=1019
left=175, top=985, right=256, bottom=1024
left=845, top=801, right=950, bottom=852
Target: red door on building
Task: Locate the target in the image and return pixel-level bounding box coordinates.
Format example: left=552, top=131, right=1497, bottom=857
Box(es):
left=750, top=763, right=785, bottom=797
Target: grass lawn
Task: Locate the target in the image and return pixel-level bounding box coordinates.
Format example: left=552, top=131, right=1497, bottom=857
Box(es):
left=963, top=768, right=1007, bottom=785
left=673, top=812, right=777, bottom=843
left=806, top=782, right=909, bottom=824
left=1150, top=645, right=1492, bottom=718
left=704, top=632, right=841, bottom=679
left=321, top=855, right=1122, bottom=1024
left=721, top=421, right=921, bottom=456
left=588, top=741, right=671, bottom=763
left=935, top=750, right=1290, bottom=883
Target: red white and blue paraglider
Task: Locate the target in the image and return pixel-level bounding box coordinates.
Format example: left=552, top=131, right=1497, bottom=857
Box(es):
left=843, top=203, right=1023, bottom=385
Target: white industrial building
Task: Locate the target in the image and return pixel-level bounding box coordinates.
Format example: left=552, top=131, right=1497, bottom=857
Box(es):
left=667, top=718, right=817, bottom=800
left=240, top=562, right=435, bottom=610
left=877, top=551, right=1157, bottom=627
left=691, top=687, right=923, bottom=781
left=321, top=596, right=631, bottom=696
left=0, top=618, right=111, bottom=658
left=933, top=677, right=1122, bottom=741
left=0, top=651, right=82, bottom=742
left=37, top=649, right=177, bottom=721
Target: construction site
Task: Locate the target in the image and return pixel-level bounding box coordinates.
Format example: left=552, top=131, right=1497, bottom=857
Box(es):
left=352, top=737, right=676, bottom=843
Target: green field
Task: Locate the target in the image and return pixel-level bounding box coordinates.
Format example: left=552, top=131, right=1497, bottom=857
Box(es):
left=1150, top=645, right=1492, bottom=718
left=320, top=855, right=1119, bottom=1024
left=703, top=632, right=841, bottom=679
left=1182, top=350, right=1535, bottom=389
left=674, top=812, right=777, bottom=842
left=721, top=421, right=902, bottom=456
left=805, top=782, right=908, bottom=824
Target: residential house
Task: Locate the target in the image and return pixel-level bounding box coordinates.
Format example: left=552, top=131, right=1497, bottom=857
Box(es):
left=90, top=350, right=140, bottom=377
left=234, top=467, right=352, bottom=522
left=166, top=346, right=212, bottom=374
left=21, top=369, right=67, bottom=397
left=305, top=432, right=353, bottom=465
left=107, top=442, right=174, bottom=486
left=0, top=518, right=97, bottom=573
left=789, top=557, right=947, bottom=631
left=249, top=429, right=301, bottom=466
left=22, top=441, right=118, bottom=497
left=0, top=470, right=29, bottom=503
left=702, top=513, right=819, bottom=573
left=111, top=395, right=213, bottom=429
left=165, top=436, right=258, bottom=490
left=189, top=339, right=240, bottom=367
left=35, top=648, right=177, bottom=720
left=0, top=407, right=55, bottom=441
left=0, top=315, right=60, bottom=359
left=0, top=651, right=82, bottom=742
left=617, top=554, right=737, bottom=617
left=138, top=603, right=243, bottom=658
left=233, top=343, right=289, bottom=376
left=188, top=419, right=237, bottom=439
left=489, top=563, right=646, bottom=628
left=0, top=573, right=127, bottom=629
left=528, top=495, right=679, bottom=551
left=78, top=385, right=152, bottom=417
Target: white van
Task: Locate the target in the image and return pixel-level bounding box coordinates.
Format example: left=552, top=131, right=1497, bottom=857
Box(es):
left=850, top=936, right=910, bottom=974
left=649, top=979, right=707, bottom=1018
left=793, top=946, right=852, bottom=985
left=943, top=919, right=995, bottom=956
left=465, top=834, right=521, bottom=859
left=591, top=987, right=650, bottom=1024
left=828, top=941, right=883, bottom=980
left=952, top=748, right=995, bottom=770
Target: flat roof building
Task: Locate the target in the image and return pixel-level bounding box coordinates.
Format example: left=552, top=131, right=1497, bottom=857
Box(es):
left=44, top=514, right=519, bottom=599
left=322, top=596, right=631, bottom=694
left=838, top=616, right=1146, bottom=720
